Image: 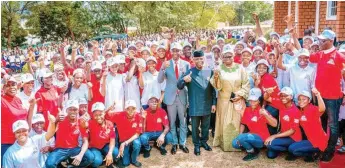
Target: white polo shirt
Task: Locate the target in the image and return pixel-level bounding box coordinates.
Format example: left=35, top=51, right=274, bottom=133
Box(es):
left=102, top=73, right=127, bottom=112
left=125, top=74, right=141, bottom=112
left=29, top=130, right=56, bottom=168
left=141, top=71, right=166, bottom=105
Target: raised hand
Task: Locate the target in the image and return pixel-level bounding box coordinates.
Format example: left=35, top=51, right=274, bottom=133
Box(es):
left=183, top=71, right=192, bottom=83
left=47, top=111, right=56, bottom=123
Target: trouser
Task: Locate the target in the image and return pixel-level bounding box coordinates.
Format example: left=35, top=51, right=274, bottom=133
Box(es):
left=121, top=138, right=141, bottom=166
left=321, top=98, right=342, bottom=154
left=167, top=97, right=187, bottom=145
left=191, top=115, right=211, bottom=147
left=45, top=147, right=95, bottom=168
left=265, top=105, right=279, bottom=135
left=232, top=133, right=264, bottom=152
left=89, top=144, right=119, bottom=168
left=339, top=119, right=345, bottom=144
left=210, top=113, right=216, bottom=134
left=266, top=137, right=295, bottom=158
left=1, top=144, right=12, bottom=166
left=288, top=140, right=320, bottom=157
left=140, top=131, right=173, bottom=150
left=114, top=124, right=119, bottom=148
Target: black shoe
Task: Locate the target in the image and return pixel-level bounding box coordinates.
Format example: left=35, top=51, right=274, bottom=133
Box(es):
left=285, top=153, right=297, bottom=161
left=116, top=161, right=128, bottom=168
left=211, top=131, right=215, bottom=138
left=320, top=152, right=334, bottom=162
left=179, top=145, right=189, bottom=153
left=194, top=147, right=201, bottom=156
left=131, top=161, right=142, bottom=167
left=303, top=155, right=315, bottom=162
left=143, top=148, right=151, bottom=158
left=159, top=148, right=167, bottom=155
left=187, top=129, right=192, bottom=137
left=243, top=152, right=259, bottom=161
left=201, top=143, right=212, bottom=151
left=171, top=145, right=178, bottom=155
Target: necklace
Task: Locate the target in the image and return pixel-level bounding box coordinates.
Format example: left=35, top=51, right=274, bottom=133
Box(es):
left=221, top=64, right=239, bottom=73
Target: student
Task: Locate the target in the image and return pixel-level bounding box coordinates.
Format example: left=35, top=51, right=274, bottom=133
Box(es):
left=264, top=87, right=302, bottom=160
left=232, top=88, right=277, bottom=161
left=288, top=89, right=328, bottom=162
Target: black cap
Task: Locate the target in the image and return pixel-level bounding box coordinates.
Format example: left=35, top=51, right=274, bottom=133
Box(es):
left=193, top=50, right=204, bottom=57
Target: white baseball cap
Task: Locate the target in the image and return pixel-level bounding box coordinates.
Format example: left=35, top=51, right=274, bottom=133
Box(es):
left=128, top=44, right=137, bottom=50
left=222, top=44, right=234, bottom=55
left=256, top=59, right=269, bottom=68
left=297, top=90, right=312, bottom=100
left=65, top=99, right=79, bottom=110
left=21, top=73, right=34, bottom=84
left=149, top=94, right=159, bottom=100
left=216, top=38, right=225, bottom=43
left=73, top=68, right=84, bottom=76
left=303, top=36, right=314, bottom=42
left=156, top=45, right=166, bottom=52
left=146, top=56, right=157, bottom=63
left=140, top=46, right=150, bottom=53
left=297, top=48, right=310, bottom=58
left=253, top=46, right=263, bottom=53
left=105, top=51, right=113, bottom=56
left=317, top=29, right=336, bottom=40
left=248, top=88, right=262, bottom=101
left=279, top=87, right=294, bottom=96
left=12, top=120, right=29, bottom=133
left=54, top=64, right=64, bottom=71
left=136, top=40, right=144, bottom=45
left=91, top=61, right=102, bottom=71
left=107, top=57, right=119, bottom=67
left=256, top=36, right=267, bottom=44
left=92, top=102, right=105, bottom=112
left=241, top=48, right=253, bottom=55
left=32, top=113, right=45, bottom=124
left=270, top=32, right=280, bottom=39
left=136, top=58, right=146, bottom=68
left=75, top=55, right=85, bottom=62
left=182, top=41, right=192, bottom=49
left=66, top=55, right=72, bottom=61
left=125, top=99, right=137, bottom=109
left=235, top=41, right=247, bottom=48
left=151, top=41, right=159, bottom=47
left=79, top=98, right=88, bottom=105
left=170, top=42, right=182, bottom=51
left=116, top=55, right=126, bottom=64
left=98, top=55, right=106, bottom=63
left=211, top=45, right=221, bottom=51
left=40, top=68, right=54, bottom=78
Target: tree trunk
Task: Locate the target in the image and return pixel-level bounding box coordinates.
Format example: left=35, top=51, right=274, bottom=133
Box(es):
left=6, top=19, right=12, bottom=49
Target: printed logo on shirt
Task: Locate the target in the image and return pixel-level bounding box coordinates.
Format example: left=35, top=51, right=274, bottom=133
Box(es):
left=139, top=123, right=142, bottom=128
left=283, top=115, right=290, bottom=121
left=157, top=118, right=162, bottom=123
left=294, top=119, right=299, bottom=123
left=73, top=127, right=80, bottom=135
left=251, top=116, right=258, bottom=122
left=132, top=123, right=137, bottom=128
left=164, top=116, right=168, bottom=120
left=327, top=58, right=335, bottom=65
left=301, top=115, right=307, bottom=121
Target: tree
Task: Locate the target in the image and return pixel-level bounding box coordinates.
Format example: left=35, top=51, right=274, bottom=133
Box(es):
left=231, top=1, right=273, bottom=25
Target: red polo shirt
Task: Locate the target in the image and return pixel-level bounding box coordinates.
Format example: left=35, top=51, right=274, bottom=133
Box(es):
left=259, top=73, right=280, bottom=108
left=309, top=49, right=345, bottom=99
left=234, top=54, right=242, bottom=64
left=299, top=104, right=328, bottom=151
left=55, top=119, right=88, bottom=148
left=35, top=85, right=62, bottom=130
left=241, top=106, right=270, bottom=140
left=106, top=112, right=142, bottom=142
left=88, top=74, right=105, bottom=114
left=271, top=99, right=302, bottom=142
left=88, top=119, right=115, bottom=149
left=1, top=95, right=28, bottom=144
left=145, top=108, right=169, bottom=132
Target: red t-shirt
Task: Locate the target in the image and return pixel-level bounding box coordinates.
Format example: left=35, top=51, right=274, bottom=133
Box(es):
left=35, top=86, right=62, bottom=130
left=299, top=104, right=328, bottom=151
left=234, top=54, right=242, bottom=64
left=180, top=57, right=195, bottom=68
left=64, top=66, right=75, bottom=76
left=241, top=106, right=271, bottom=140
left=88, top=74, right=105, bottom=114
left=106, top=112, right=142, bottom=142
left=145, top=108, right=169, bottom=132
left=271, top=99, right=302, bottom=142
left=309, top=49, right=345, bottom=99
left=1, top=95, right=28, bottom=144
left=259, top=73, right=280, bottom=108
left=55, top=119, right=88, bottom=148
left=88, top=119, right=115, bottom=149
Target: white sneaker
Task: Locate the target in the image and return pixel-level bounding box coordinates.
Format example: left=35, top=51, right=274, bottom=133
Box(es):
left=337, top=146, right=345, bottom=153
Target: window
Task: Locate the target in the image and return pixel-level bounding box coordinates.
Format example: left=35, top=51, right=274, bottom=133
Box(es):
left=326, top=1, right=337, bottom=20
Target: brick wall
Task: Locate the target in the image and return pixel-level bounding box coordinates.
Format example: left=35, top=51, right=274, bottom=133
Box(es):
left=297, top=1, right=316, bottom=37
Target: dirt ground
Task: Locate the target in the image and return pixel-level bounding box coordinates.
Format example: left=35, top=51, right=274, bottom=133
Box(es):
left=125, top=136, right=318, bottom=168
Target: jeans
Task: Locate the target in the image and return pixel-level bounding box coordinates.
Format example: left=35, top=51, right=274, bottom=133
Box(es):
left=265, top=105, right=279, bottom=135
left=89, top=144, right=119, bottom=168
left=266, top=137, right=295, bottom=158
left=321, top=98, right=342, bottom=154
left=288, top=140, right=320, bottom=157
left=1, top=144, right=12, bottom=166
left=121, top=138, right=141, bottom=166
left=45, top=147, right=95, bottom=168
left=140, top=131, right=173, bottom=150
left=232, top=133, right=264, bottom=152
left=191, top=115, right=211, bottom=147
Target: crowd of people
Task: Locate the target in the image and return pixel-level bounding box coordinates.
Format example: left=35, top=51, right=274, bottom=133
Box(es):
left=1, top=14, right=345, bottom=168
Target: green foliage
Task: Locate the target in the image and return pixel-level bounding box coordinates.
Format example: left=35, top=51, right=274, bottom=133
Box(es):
left=232, top=1, right=273, bottom=25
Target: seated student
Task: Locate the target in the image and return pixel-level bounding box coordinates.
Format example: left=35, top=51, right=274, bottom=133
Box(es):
left=288, top=89, right=328, bottom=162
left=264, top=87, right=302, bottom=160
left=232, top=88, right=277, bottom=161
left=29, top=114, right=56, bottom=167
left=88, top=102, right=119, bottom=168
left=105, top=100, right=142, bottom=168
left=140, top=95, right=173, bottom=158
left=45, top=100, right=95, bottom=168
left=3, top=116, right=56, bottom=167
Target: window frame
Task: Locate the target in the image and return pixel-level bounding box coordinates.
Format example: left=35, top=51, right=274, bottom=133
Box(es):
left=326, top=1, right=337, bottom=20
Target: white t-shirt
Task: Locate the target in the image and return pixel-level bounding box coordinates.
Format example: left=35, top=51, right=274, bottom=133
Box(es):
left=3, top=134, right=49, bottom=168
left=69, top=83, right=88, bottom=101
left=102, top=73, right=126, bottom=112
left=17, top=91, right=37, bottom=115
left=125, top=74, right=141, bottom=111
left=29, top=131, right=56, bottom=168
left=141, top=71, right=166, bottom=105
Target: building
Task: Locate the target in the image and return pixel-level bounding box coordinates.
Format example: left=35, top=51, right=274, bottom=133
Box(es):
left=274, top=1, right=345, bottom=42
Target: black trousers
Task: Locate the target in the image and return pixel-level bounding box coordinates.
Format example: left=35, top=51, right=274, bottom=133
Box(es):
left=191, top=115, right=211, bottom=147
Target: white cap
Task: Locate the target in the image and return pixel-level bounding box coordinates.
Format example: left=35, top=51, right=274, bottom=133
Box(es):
left=85, top=52, right=93, bottom=57
left=32, top=114, right=45, bottom=124
left=66, top=55, right=72, bottom=61
left=156, top=45, right=166, bottom=52
left=98, top=55, right=106, bottom=63
left=125, top=99, right=137, bottom=109
left=297, top=90, right=312, bottom=100
left=40, top=68, right=54, bottom=78
left=270, top=32, right=280, bottom=39
left=91, top=61, right=102, bottom=71
left=105, top=51, right=113, bottom=56
left=107, top=57, right=119, bottom=67
left=170, top=42, right=182, bottom=51
left=65, top=99, right=79, bottom=109
left=92, top=102, right=105, bottom=112
left=148, top=94, right=159, bottom=100
left=235, top=41, right=247, bottom=48
left=146, top=56, right=157, bottom=63
left=6, top=76, right=17, bottom=83
left=140, top=46, right=150, bottom=53
left=12, top=120, right=29, bottom=133
left=116, top=55, right=126, bottom=64
left=297, top=48, right=310, bottom=58
left=211, top=45, right=221, bottom=51
left=128, top=44, right=137, bottom=50
left=253, top=46, right=263, bottom=53
left=73, top=68, right=84, bottom=76
left=21, top=73, right=34, bottom=84
left=216, top=38, right=225, bottom=43
left=136, top=40, right=144, bottom=45
left=182, top=41, right=192, bottom=49
left=79, top=98, right=88, bottom=105
left=303, top=36, right=314, bottom=42
left=151, top=41, right=159, bottom=47
left=248, top=88, right=262, bottom=101
left=54, top=64, right=64, bottom=71
left=222, top=44, right=234, bottom=55
left=279, top=87, right=294, bottom=96
left=241, top=48, right=253, bottom=55
left=256, top=36, right=267, bottom=44
left=256, top=59, right=269, bottom=68
left=75, top=55, right=85, bottom=62
left=136, top=58, right=146, bottom=68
